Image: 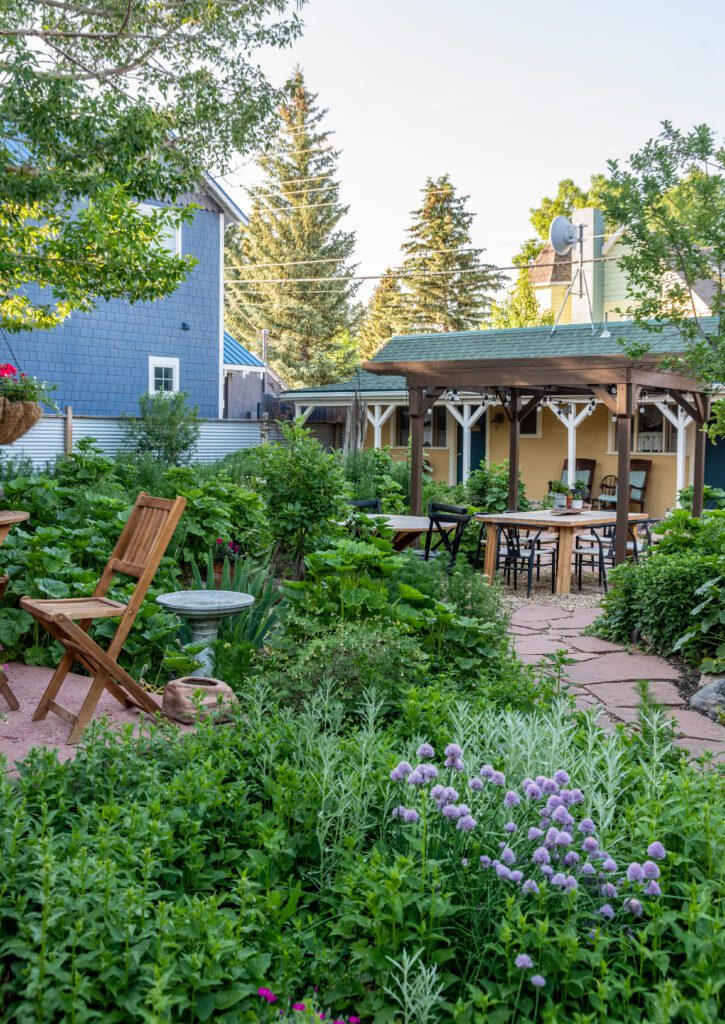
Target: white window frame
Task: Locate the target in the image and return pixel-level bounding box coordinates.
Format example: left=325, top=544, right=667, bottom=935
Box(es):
left=520, top=406, right=542, bottom=438
left=607, top=404, right=677, bottom=455
left=148, top=356, right=180, bottom=395
left=137, top=202, right=182, bottom=256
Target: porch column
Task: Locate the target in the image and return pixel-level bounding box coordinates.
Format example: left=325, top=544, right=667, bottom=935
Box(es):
left=655, top=402, right=692, bottom=506
left=445, top=401, right=490, bottom=482
left=547, top=401, right=598, bottom=487
left=614, top=383, right=634, bottom=565
left=670, top=391, right=711, bottom=517
left=294, top=403, right=313, bottom=424
left=508, top=389, right=520, bottom=511
left=366, top=403, right=396, bottom=449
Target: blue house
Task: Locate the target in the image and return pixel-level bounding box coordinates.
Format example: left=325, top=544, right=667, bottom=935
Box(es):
left=7, top=178, right=246, bottom=419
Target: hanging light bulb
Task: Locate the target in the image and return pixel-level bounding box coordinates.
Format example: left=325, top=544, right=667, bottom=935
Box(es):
left=639, top=404, right=645, bottom=414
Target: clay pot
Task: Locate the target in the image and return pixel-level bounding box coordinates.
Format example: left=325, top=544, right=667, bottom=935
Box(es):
left=162, top=676, right=238, bottom=724
left=0, top=398, right=42, bottom=444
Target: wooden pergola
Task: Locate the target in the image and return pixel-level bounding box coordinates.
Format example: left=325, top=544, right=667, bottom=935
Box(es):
left=362, top=351, right=710, bottom=565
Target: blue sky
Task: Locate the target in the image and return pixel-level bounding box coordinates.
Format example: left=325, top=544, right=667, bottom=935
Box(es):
left=222, top=0, right=725, bottom=296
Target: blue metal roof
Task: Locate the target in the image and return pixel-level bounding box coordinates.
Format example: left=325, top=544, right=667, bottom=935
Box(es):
left=223, top=331, right=265, bottom=368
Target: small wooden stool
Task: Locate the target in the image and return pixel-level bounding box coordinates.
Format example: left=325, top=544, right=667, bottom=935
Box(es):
left=0, top=573, right=18, bottom=710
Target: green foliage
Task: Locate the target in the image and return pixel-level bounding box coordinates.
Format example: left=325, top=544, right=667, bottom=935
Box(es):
left=678, top=482, right=725, bottom=510
left=488, top=270, right=555, bottom=329
left=342, top=446, right=406, bottom=512
left=398, top=175, right=503, bottom=331
left=0, top=1, right=301, bottom=330
left=675, top=566, right=725, bottom=673
left=225, top=70, right=359, bottom=388
left=465, top=459, right=529, bottom=512
left=255, top=421, right=347, bottom=576
left=600, top=122, right=725, bottom=413
left=356, top=268, right=408, bottom=358
left=0, top=363, right=57, bottom=407
left=122, top=391, right=201, bottom=466
left=651, top=508, right=725, bottom=555
left=513, top=174, right=612, bottom=266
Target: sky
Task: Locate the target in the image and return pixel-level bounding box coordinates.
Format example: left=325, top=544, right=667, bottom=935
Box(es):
left=221, top=0, right=725, bottom=299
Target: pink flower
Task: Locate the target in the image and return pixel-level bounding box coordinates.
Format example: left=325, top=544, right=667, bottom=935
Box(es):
left=0, top=364, right=16, bottom=378
left=293, top=1004, right=306, bottom=1012
left=257, top=987, right=277, bottom=1003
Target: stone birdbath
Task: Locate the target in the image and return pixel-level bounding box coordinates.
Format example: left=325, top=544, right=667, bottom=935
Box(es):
left=156, top=589, right=255, bottom=677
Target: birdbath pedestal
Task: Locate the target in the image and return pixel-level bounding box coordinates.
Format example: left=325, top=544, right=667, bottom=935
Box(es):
left=156, top=589, right=255, bottom=677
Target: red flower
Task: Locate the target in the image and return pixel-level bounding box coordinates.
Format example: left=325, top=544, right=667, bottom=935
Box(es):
left=0, top=363, right=16, bottom=377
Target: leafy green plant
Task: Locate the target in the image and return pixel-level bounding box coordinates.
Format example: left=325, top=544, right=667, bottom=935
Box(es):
left=677, top=483, right=725, bottom=510
left=123, top=391, right=201, bottom=465
left=0, top=362, right=57, bottom=408
left=674, top=563, right=725, bottom=672
left=466, top=459, right=529, bottom=512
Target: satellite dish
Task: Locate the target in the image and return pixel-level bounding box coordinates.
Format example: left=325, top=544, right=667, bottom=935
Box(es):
left=549, top=215, right=578, bottom=256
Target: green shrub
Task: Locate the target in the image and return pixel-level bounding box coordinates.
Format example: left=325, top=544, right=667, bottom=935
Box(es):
left=652, top=508, right=725, bottom=555
left=123, top=390, right=201, bottom=465
left=465, top=459, right=529, bottom=512
left=342, top=446, right=407, bottom=512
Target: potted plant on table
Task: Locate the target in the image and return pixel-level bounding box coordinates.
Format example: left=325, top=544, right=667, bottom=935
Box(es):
left=571, top=479, right=588, bottom=510
left=0, top=364, right=57, bottom=444
left=549, top=478, right=570, bottom=510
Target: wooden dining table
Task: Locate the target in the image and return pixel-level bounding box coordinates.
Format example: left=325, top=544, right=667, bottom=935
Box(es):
left=0, top=510, right=30, bottom=710
left=363, top=514, right=457, bottom=551
left=475, top=509, right=649, bottom=595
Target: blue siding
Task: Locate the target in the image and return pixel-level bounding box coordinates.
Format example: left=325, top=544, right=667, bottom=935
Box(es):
left=6, top=207, right=221, bottom=417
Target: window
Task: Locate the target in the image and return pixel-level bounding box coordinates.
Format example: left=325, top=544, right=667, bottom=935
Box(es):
left=397, top=406, right=447, bottom=447
left=520, top=407, right=541, bottom=437
left=148, top=356, right=179, bottom=395
left=609, top=405, right=677, bottom=453
left=137, top=203, right=181, bottom=255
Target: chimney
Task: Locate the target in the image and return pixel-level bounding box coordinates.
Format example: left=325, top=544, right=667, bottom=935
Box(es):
left=569, top=208, right=604, bottom=324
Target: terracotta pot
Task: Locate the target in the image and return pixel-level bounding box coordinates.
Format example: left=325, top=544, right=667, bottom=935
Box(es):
left=0, top=398, right=42, bottom=444
left=162, top=676, right=238, bottom=724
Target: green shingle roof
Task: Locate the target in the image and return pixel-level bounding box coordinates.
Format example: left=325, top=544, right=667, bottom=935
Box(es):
left=282, top=318, right=719, bottom=396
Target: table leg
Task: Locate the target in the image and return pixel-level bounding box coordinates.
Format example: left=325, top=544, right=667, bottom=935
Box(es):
left=483, top=524, right=498, bottom=584
left=393, top=531, right=417, bottom=551
left=555, top=527, right=573, bottom=595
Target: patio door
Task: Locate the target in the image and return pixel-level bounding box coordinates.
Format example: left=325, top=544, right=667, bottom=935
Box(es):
left=705, top=434, right=725, bottom=493
left=456, top=418, right=486, bottom=483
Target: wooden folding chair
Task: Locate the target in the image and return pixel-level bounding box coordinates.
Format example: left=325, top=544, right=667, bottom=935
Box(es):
left=0, top=572, right=19, bottom=711
left=21, top=493, right=186, bottom=744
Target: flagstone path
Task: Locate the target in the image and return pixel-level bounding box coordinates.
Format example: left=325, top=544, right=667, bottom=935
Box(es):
left=510, top=604, right=725, bottom=763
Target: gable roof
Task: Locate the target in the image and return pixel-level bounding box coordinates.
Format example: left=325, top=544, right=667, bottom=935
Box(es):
left=223, top=331, right=265, bottom=368
left=528, top=243, right=571, bottom=285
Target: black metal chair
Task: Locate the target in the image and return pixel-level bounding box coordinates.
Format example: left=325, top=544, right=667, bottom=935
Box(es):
left=573, top=524, right=639, bottom=592
left=634, top=517, right=662, bottom=550
left=347, top=498, right=383, bottom=513
left=495, top=525, right=558, bottom=597
left=417, top=503, right=472, bottom=567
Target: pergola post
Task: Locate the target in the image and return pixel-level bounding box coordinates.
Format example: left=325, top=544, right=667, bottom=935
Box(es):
left=614, top=383, right=634, bottom=566
left=408, top=387, right=426, bottom=516
left=508, top=388, right=520, bottom=511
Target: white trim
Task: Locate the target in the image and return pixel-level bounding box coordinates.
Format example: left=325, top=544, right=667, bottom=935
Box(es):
left=445, top=401, right=492, bottom=482
left=545, top=400, right=597, bottom=487
left=223, top=364, right=265, bottom=374
left=148, top=355, right=180, bottom=395
left=204, top=177, right=248, bottom=226
left=218, top=212, right=225, bottom=418
left=366, top=403, right=396, bottom=448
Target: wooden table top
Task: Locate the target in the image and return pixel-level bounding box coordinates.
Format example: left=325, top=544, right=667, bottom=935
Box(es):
left=474, top=510, right=649, bottom=528
left=379, top=515, right=456, bottom=534
left=0, top=510, right=29, bottom=528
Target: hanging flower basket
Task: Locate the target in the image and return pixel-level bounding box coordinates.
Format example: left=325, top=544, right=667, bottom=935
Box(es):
left=0, top=363, right=57, bottom=445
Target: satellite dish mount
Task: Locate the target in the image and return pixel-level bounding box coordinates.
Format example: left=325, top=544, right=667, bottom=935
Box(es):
left=547, top=216, right=596, bottom=335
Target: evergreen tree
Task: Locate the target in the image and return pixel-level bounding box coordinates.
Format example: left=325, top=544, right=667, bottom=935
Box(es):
left=356, top=269, right=409, bottom=358
left=488, top=270, right=555, bottom=329
left=398, top=175, right=501, bottom=332
left=225, top=70, right=358, bottom=388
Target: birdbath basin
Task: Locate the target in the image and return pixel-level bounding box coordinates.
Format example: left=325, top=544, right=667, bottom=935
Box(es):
left=156, top=589, right=255, bottom=677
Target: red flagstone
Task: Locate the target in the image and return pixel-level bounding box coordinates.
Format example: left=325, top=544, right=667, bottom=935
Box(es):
left=578, top=680, right=684, bottom=707
left=513, top=636, right=575, bottom=656
left=668, top=709, right=725, bottom=742
left=566, top=635, right=624, bottom=654
left=565, top=652, right=680, bottom=685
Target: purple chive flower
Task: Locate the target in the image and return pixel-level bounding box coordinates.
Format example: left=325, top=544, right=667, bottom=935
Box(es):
left=554, top=769, right=570, bottom=786
left=504, top=790, right=521, bottom=808
left=546, top=795, right=564, bottom=812
left=627, top=863, right=645, bottom=883
left=627, top=898, right=643, bottom=917
left=551, top=872, right=567, bottom=887
left=563, top=851, right=580, bottom=867
left=515, top=954, right=534, bottom=970
left=563, top=874, right=578, bottom=891
left=644, top=880, right=662, bottom=896
left=522, top=879, right=539, bottom=894
left=539, top=816, right=551, bottom=828
left=501, top=847, right=516, bottom=865
left=540, top=864, right=554, bottom=877
left=491, top=771, right=506, bottom=786
left=430, top=784, right=444, bottom=800
left=407, top=770, right=426, bottom=786
left=521, top=777, right=535, bottom=789
left=390, top=761, right=413, bottom=781
left=495, top=863, right=511, bottom=880
left=444, top=744, right=464, bottom=769
left=416, top=742, right=435, bottom=759
left=525, top=783, right=542, bottom=800
left=417, top=763, right=439, bottom=781
left=602, top=857, right=618, bottom=872
left=456, top=814, right=476, bottom=832
left=541, top=778, right=558, bottom=795
left=532, top=846, right=550, bottom=865
left=545, top=827, right=559, bottom=844
left=480, top=764, right=494, bottom=779
left=480, top=855, right=491, bottom=868
left=555, top=831, right=573, bottom=847
left=444, top=742, right=462, bottom=758
left=598, top=904, right=615, bottom=920
left=535, top=775, right=547, bottom=786
left=600, top=882, right=618, bottom=898
left=568, top=788, right=584, bottom=804
left=580, top=862, right=596, bottom=877
left=582, top=836, right=599, bottom=854
left=504, top=822, right=517, bottom=833
left=553, top=805, right=574, bottom=827
left=442, top=804, right=459, bottom=819
left=510, top=870, right=524, bottom=883
left=528, top=826, right=544, bottom=841
left=469, top=777, right=484, bottom=791
left=443, top=786, right=459, bottom=803
left=402, top=808, right=420, bottom=823
left=391, top=805, right=406, bottom=819
left=461, top=857, right=469, bottom=867
left=647, top=841, right=667, bottom=861
left=531, top=975, right=546, bottom=989
left=578, top=818, right=596, bottom=835
left=642, top=860, right=660, bottom=880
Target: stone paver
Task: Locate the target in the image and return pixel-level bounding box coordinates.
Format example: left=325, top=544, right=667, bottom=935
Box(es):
left=505, top=603, right=725, bottom=758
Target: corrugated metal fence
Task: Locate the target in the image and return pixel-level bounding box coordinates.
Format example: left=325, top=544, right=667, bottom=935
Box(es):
left=0, top=408, right=278, bottom=468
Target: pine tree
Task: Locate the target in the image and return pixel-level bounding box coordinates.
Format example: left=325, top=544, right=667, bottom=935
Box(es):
left=356, top=268, right=409, bottom=359
left=488, top=270, right=555, bottom=329
left=398, top=175, right=501, bottom=332
left=225, top=70, right=358, bottom=388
